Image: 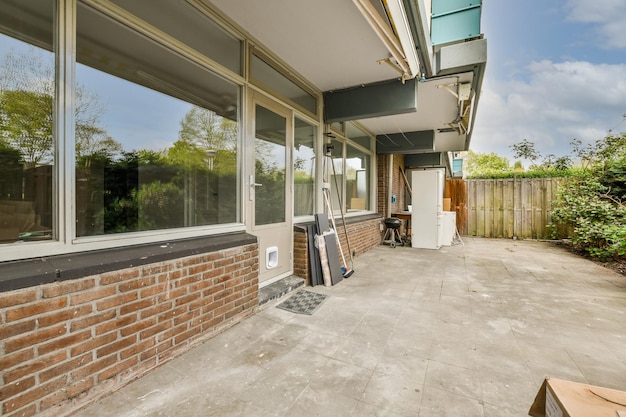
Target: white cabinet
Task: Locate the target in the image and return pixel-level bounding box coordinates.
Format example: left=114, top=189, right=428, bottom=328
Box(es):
left=441, top=211, right=457, bottom=246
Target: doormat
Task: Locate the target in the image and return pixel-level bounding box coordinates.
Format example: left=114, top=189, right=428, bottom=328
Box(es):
left=276, top=290, right=328, bottom=315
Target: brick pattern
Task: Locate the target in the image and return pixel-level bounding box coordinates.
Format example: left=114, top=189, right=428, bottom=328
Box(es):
left=0, top=243, right=258, bottom=417
left=292, top=228, right=309, bottom=283
left=377, top=154, right=407, bottom=217
left=293, top=217, right=382, bottom=284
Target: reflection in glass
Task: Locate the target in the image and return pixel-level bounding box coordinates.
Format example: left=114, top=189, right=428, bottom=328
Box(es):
left=346, top=144, right=370, bottom=211
left=346, top=123, right=373, bottom=150
left=330, top=139, right=343, bottom=212
left=294, top=118, right=315, bottom=217
left=109, top=0, right=242, bottom=75
left=255, top=105, right=286, bottom=225
left=75, top=3, right=239, bottom=236
left=251, top=54, right=317, bottom=115
left=0, top=0, right=55, bottom=244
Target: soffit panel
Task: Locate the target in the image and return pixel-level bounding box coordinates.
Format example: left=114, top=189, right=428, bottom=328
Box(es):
left=208, top=0, right=400, bottom=91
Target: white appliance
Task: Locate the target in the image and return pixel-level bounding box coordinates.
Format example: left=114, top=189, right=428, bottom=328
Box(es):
left=441, top=211, right=457, bottom=246
left=411, top=169, right=444, bottom=249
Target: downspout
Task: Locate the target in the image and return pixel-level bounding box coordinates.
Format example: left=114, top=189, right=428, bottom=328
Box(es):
left=387, top=154, right=394, bottom=218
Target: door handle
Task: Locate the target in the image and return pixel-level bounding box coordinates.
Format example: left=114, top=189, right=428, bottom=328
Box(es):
left=249, top=175, right=262, bottom=200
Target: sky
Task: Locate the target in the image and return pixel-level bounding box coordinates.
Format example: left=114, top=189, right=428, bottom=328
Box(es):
left=472, top=0, right=626, bottom=164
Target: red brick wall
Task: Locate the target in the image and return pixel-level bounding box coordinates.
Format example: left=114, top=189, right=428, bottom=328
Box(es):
left=377, top=154, right=407, bottom=217
left=293, top=216, right=382, bottom=285
left=0, top=243, right=258, bottom=417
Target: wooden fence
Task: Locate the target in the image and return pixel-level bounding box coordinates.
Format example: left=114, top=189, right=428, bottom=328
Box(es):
left=446, top=178, right=565, bottom=239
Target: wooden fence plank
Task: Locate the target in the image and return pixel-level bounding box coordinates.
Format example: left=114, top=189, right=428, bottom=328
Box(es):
left=461, top=177, right=565, bottom=239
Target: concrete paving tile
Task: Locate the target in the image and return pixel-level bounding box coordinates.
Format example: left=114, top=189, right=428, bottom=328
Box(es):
left=286, top=388, right=358, bottom=417
left=567, top=350, right=626, bottom=390
left=418, top=385, right=484, bottom=417
left=359, top=368, right=424, bottom=416
left=516, top=340, right=587, bottom=387
left=482, top=399, right=533, bottom=416
left=331, top=337, right=387, bottom=370
left=306, top=357, right=374, bottom=400
left=474, top=340, right=529, bottom=378
left=237, top=373, right=309, bottom=415
left=430, top=340, right=477, bottom=369
left=476, top=367, right=537, bottom=411
left=260, top=320, right=313, bottom=348
left=424, top=360, right=482, bottom=400
left=136, top=392, right=274, bottom=417
left=73, top=392, right=135, bottom=417
left=294, top=329, right=345, bottom=357
left=386, top=326, right=433, bottom=360
left=350, top=400, right=412, bottom=417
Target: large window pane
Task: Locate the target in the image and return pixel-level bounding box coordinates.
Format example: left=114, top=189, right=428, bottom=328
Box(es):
left=254, top=105, right=285, bottom=225
left=329, top=139, right=343, bottom=213
left=251, top=54, right=317, bottom=115
left=75, top=3, right=240, bottom=237
left=294, top=118, right=315, bottom=217
left=346, top=144, right=370, bottom=212
left=346, top=123, right=373, bottom=150
left=109, top=0, right=242, bottom=75
left=0, top=0, right=54, bottom=244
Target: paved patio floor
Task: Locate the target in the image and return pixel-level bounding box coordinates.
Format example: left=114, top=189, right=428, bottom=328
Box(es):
left=74, top=238, right=626, bottom=416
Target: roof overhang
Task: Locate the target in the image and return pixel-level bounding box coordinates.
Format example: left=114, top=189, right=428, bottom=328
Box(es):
left=208, top=0, right=487, bottom=153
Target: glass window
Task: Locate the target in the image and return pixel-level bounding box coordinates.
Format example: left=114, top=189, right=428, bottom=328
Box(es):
left=254, top=105, right=286, bottom=225
left=251, top=54, right=317, bottom=115
left=75, top=2, right=240, bottom=237
left=294, top=118, right=316, bottom=217
left=346, top=123, right=373, bottom=150
left=346, top=144, right=371, bottom=212
left=0, top=0, right=55, bottom=244
left=330, top=122, right=344, bottom=134
left=109, top=0, right=242, bottom=75
left=328, top=139, right=344, bottom=213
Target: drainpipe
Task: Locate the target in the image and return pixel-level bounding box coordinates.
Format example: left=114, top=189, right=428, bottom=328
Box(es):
left=387, top=154, right=394, bottom=218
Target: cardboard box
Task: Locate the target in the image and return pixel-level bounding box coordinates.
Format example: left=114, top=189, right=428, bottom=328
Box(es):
left=443, top=198, right=451, bottom=212
left=529, top=378, right=626, bottom=417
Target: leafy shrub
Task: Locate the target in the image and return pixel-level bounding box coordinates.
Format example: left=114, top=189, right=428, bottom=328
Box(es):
left=549, top=134, right=626, bottom=260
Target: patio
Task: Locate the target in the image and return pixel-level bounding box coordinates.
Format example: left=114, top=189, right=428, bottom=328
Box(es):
left=73, top=238, right=626, bottom=417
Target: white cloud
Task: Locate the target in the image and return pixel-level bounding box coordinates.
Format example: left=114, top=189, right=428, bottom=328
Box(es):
left=565, top=0, right=626, bottom=48
left=472, top=60, right=626, bottom=161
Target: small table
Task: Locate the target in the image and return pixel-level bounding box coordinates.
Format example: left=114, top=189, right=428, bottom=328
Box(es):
left=392, top=211, right=411, bottom=241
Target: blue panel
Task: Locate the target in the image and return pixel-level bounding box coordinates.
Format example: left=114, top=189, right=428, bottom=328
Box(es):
left=432, top=0, right=481, bottom=16
left=453, top=158, right=463, bottom=172
left=431, top=0, right=482, bottom=45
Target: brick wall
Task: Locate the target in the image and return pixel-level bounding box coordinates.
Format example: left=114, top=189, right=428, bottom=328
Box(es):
left=377, top=154, right=407, bottom=217
left=293, top=216, right=382, bottom=285
left=0, top=243, right=258, bottom=417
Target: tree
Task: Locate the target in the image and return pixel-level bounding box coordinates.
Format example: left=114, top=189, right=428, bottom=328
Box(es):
left=464, top=150, right=511, bottom=177
left=547, top=132, right=626, bottom=259
left=511, top=138, right=573, bottom=171
left=0, top=46, right=115, bottom=167
left=0, top=89, right=53, bottom=168
left=169, top=106, right=238, bottom=173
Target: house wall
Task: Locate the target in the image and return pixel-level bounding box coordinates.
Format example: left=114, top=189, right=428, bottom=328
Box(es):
left=0, top=243, right=258, bottom=417
left=293, top=216, right=383, bottom=286
left=377, top=154, right=407, bottom=217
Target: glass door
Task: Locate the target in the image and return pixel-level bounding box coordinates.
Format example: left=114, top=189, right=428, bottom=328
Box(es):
left=249, top=93, right=293, bottom=284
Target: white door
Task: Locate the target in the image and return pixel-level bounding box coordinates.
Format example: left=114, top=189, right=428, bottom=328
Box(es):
left=248, top=93, right=293, bottom=284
